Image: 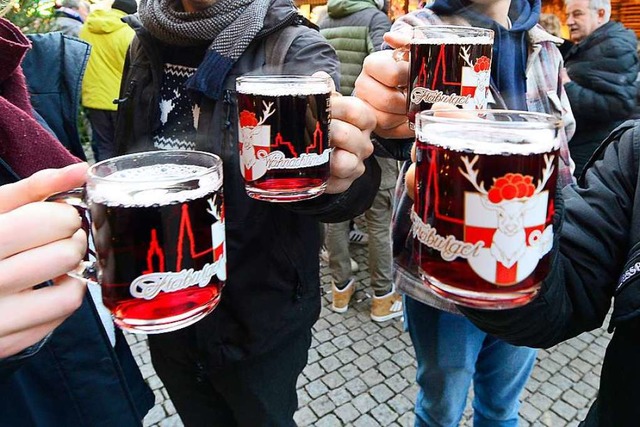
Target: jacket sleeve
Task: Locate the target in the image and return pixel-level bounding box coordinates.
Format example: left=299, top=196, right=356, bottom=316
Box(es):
left=279, top=28, right=381, bottom=222
left=459, top=123, right=640, bottom=348
left=368, top=11, right=392, bottom=52
left=565, top=33, right=639, bottom=124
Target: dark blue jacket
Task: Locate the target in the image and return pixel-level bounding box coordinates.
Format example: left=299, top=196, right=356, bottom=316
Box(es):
left=21, top=32, right=89, bottom=161
left=0, top=157, right=154, bottom=427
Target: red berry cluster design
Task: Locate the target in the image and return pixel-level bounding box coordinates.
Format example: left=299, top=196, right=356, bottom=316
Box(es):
left=473, top=56, right=491, bottom=73
left=487, top=173, right=535, bottom=204
left=239, top=110, right=258, bottom=127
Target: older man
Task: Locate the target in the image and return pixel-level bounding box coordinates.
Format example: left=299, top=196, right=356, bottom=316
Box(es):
left=562, top=0, right=638, bottom=177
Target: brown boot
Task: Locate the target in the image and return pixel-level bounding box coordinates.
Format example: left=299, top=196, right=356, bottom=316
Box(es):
left=331, top=278, right=355, bottom=313
left=370, top=287, right=403, bottom=322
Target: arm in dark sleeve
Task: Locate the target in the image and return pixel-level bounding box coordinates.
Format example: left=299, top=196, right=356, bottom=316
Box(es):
left=460, top=124, right=639, bottom=348
left=368, top=12, right=392, bottom=52
left=565, top=37, right=639, bottom=123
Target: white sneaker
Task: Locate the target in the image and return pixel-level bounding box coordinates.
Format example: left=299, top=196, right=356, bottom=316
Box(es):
left=348, top=225, right=368, bottom=245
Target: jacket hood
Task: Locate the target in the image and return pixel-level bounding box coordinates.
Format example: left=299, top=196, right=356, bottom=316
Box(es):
left=327, top=0, right=382, bottom=19
left=85, top=9, right=129, bottom=34
left=429, top=0, right=540, bottom=31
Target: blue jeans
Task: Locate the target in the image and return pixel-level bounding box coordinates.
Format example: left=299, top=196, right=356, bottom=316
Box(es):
left=405, top=297, right=537, bottom=427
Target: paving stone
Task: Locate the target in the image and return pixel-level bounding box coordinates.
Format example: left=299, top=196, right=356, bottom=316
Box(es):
left=353, top=413, right=381, bottom=427
left=322, top=371, right=347, bottom=389
left=328, top=386, right=353, bottom=406
left=353, top=394, right=377, bottom=414
left=307, top=378, right=330, bottom=399
left=303, top=362, right=325, bottom=381
left=338, top=362, right=361, bottom=380
left=294, top=407, right=317, bottom=427
left=369, top=383, right=394, bottom=403
left=335, top=347, right=359, bottom=364
left=360, top=368, right=385, bottom=387
left=551, top=399, right=578, bottom=421
left=316, top=414, right=343, bottom=427
left=158, top=415, right=183, bottom=427
left=310, top=395, right=337, bottom=418
left=345, top=377, right=369, bottom=395
left=319, top=355, right=342, bottom=373
left=335, top=403, right=360, bottom=424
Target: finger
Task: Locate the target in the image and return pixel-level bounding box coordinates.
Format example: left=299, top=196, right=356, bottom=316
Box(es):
left=325, top=148, right=365, bottom=195
left=0, top=320, right=66, bottom=359
left=329, top=118, right=374, bottom=161
left=0, top=275, right=85, bottom=344
left=0, top=229, right=87, bottom=296
left=361, top=50, right=410, bottom=91
left=331, top=96, right=376, bottom=143
left=0, top=202, right=82, bottom=259
left=405, top=162, right=416, bottom=201
left=0, top=163, right=88, bottom=214
left=383, top=29, right=412, bottom=49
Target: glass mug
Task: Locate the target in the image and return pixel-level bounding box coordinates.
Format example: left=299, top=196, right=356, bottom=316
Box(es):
left=412, top=110, right=561, bottom=309
left=403, top=26, right=494, bottom=126
left=236, top=75, right=332, bottom=202
left=56, top=150, right=226, bottom=333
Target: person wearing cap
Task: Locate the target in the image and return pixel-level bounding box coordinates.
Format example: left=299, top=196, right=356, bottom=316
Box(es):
left=79, top=0, right=137, bottom=161
left=51, top=0, right=90, bottom=38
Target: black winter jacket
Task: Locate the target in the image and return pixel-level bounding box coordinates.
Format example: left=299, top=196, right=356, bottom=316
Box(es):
left=460, top=120, right=640, bottom=426
left=564, top=21, right=639, bottom=176
left=114, top=1, right=380, bottom=368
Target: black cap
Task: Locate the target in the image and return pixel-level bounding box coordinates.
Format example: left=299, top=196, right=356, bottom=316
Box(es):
left=112, top=0, right=137, bottom=15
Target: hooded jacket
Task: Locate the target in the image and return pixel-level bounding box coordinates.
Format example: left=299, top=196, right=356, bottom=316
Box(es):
left=563, top=20, right=639, bottom=177
left=318, top=0, right=391, bottom=96
left=115, top=0, right=380, bottom=367
left=387, top=3, right=576, bottom=314
left=79, top=8, right=135, bottom=110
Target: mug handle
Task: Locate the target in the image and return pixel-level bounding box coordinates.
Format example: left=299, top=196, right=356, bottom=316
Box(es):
left=47, top=187, right=99, bottom=285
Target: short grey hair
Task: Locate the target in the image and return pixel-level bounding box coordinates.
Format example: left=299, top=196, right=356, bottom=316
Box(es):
left=565, top=0, right=611, bottom=22
left=61, top=0, right=81, bottom=9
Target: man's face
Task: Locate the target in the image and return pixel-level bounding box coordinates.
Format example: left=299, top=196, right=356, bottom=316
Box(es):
left=565, top=0, right=606, bottom=42
left=181, top=0, right=217, bottom=13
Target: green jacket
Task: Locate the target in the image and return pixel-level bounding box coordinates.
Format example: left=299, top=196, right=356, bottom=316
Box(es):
left=318, top=0, right=391, bottom=96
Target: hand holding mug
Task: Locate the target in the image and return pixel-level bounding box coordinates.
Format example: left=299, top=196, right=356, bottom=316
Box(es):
left=0, top=163, right=88, bottom=358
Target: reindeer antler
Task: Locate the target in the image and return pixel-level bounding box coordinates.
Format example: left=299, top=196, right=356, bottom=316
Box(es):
left=534, top=154, right=556, bottom=195
left=206, top=195, right=219, bottom=219
left=256, top=101, right=276, bottom=126
left=459, top=46, right=474, bottom=68
left=459, top=155, right=488, bottom=194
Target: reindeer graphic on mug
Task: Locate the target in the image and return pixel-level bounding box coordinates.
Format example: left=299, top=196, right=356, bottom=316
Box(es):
left=459, top=154, right=555, bottom=284
left=460, top=46, right=491, bottom=109
left=239, top=101, right=276, bottom=181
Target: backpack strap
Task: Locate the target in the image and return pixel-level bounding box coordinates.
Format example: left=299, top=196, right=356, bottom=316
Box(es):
left=264, top=16, right=315, bottom=67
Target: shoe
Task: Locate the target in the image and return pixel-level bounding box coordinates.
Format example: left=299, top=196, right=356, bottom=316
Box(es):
left=350, top=258, right=359, bottom=273
left=331, top=278, right=355, bottom=313
left=370, top=287, right=403, bottom=322
left=348, top=225, right=368, bottom=245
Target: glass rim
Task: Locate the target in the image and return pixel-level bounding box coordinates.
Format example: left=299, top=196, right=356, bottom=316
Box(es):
left=415, top=109, right=562, bottom=131
left=88, top=150, right=222, bottom=183
left=412, top=25, right=494, bottom=38
left=236, top=74, right=333, bottom=84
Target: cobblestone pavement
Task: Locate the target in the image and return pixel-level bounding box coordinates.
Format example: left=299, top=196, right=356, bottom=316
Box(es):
left=130, top=240, right=610, bottom=427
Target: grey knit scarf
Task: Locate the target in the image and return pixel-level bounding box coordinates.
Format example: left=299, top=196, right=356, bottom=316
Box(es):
left=138, top=0, right=271, bottom=99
